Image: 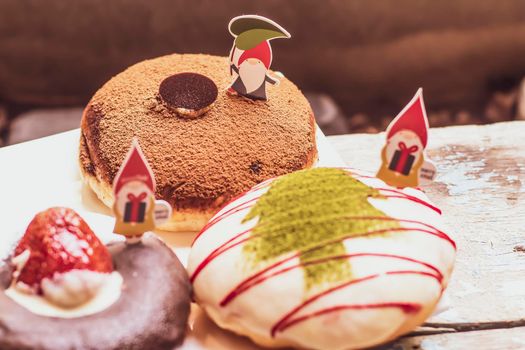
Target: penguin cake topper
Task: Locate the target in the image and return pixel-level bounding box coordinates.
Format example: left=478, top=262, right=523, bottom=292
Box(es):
left=227, top=14, right=291, bottom=101
left=376, top=88, right=437, bottom=188
left=112, top=138, right=171, bottom=241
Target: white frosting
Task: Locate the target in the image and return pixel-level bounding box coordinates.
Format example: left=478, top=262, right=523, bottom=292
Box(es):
left=6, top=270, right=123, bottom=318
left=10, top=249, right=30, bottom=282
left=7, top=250, right=122, bottom=317
left=41, top=270, right=114, bottom=308
left=188, top=169, right=456, bottom=350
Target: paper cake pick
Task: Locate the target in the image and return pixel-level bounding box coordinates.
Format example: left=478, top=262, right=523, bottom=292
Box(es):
left=376, top=88, right=437, bottom=188
left=227, top=14, right=291, bottom=101
left=112, top=138, right=171, bottom=241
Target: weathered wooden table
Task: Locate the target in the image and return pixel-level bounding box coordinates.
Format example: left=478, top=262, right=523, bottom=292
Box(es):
left=329, top=121, right=525, bottom=349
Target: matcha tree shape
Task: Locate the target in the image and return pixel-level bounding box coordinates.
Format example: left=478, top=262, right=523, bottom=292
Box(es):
left=242, top=168, right=400, bottom=292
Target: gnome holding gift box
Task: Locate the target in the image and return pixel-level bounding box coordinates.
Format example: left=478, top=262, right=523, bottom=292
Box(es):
left=228, top=15, right=290, bottom=101
left=377, top=88, right=434, bottom=188
left=113, top=138, right=171, bottom=238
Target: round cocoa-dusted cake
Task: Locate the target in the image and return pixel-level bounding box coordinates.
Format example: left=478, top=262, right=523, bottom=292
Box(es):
left=80, top=54, right=317, bottom=232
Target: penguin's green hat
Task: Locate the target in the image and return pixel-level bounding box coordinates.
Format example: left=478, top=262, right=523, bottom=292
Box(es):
left=229, top=15, right=291, bottom=51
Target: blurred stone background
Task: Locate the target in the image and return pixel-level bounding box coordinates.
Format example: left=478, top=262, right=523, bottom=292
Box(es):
left=1, top=0, right=525, bottom=145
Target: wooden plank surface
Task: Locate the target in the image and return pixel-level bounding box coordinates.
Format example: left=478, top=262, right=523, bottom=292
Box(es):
left=328, top=121, right=525, bottom=348
left=387, top=327, right=525, bottom=350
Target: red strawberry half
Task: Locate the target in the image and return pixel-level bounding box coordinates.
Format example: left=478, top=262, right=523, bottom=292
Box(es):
left=13, top=207, right=113, bottom=293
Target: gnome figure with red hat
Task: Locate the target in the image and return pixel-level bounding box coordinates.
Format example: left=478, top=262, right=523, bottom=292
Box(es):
left=112, top=138, right=171, bottom=238
left=377, top=88, right=431, bottom=188
left=228, top=15, right=290, bottom=101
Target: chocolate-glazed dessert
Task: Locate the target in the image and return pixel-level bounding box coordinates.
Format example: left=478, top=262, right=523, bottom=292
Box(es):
left=79, top=53, right=317, bottom=233
left=0, top=208, right=191, bottom=350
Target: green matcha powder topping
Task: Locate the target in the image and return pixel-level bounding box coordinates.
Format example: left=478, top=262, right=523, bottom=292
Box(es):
left=242, top=168, right=400, bottom=292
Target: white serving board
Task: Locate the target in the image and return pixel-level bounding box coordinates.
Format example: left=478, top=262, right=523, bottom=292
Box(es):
left=0, top=127, right=345, bottom=349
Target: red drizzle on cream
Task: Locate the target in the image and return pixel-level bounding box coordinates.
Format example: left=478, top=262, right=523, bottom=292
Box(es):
left=190, top=169, right=455, bottom=337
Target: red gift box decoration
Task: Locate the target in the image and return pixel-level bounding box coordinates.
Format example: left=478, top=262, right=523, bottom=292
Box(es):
left=124, top=192, right=148, bottom=223
left=388, top=141, right=419, bottom=175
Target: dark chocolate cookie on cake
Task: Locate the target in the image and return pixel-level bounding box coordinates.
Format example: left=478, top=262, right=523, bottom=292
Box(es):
left=80, top=53, right=317, bottom=232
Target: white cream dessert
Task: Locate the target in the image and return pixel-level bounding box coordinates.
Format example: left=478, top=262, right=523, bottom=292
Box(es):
left=188, top=167, right=456, bottom=350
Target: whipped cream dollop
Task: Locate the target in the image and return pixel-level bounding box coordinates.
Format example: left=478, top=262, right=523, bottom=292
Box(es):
left=41, top=269, right=118, bottom=308
left=6, top=251, right=123, bottom=318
